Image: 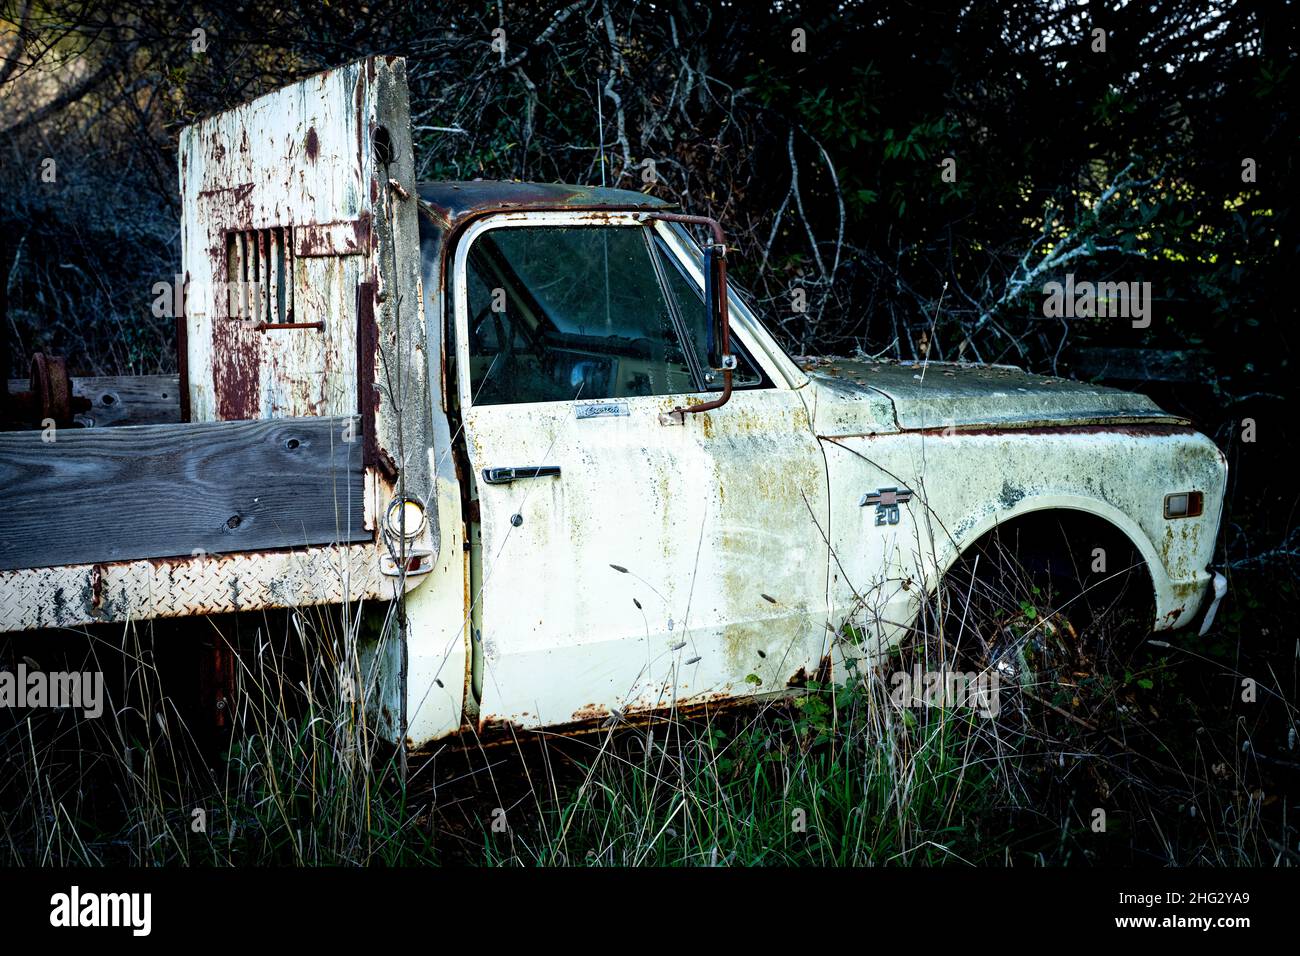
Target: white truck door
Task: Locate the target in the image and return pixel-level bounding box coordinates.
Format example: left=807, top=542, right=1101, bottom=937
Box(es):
left=453, top=212, right=830, bottom=731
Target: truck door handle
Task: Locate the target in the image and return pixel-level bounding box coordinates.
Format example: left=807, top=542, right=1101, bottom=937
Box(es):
left=481, top=465, right=561, bottom=485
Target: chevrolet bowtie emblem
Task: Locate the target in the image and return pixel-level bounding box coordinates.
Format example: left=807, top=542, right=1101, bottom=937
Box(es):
left=860, top=487, right=913, bottom=507
left=860, top=487, right=913, bottom=526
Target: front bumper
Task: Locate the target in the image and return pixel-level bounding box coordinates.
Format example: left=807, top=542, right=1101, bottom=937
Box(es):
left=1197, top=571, right=1229, bottom=637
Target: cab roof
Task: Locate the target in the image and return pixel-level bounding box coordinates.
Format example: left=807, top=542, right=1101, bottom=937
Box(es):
left=416, top=181, right=673, bottom=231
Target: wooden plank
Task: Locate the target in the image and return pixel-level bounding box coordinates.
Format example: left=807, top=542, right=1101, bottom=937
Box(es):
left=0, top=416, right=368, bottom=571
left=7, top=374, right=181, bottom=427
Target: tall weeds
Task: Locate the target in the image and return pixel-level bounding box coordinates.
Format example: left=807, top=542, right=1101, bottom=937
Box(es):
left=1, top=554, right=1293, bottom=866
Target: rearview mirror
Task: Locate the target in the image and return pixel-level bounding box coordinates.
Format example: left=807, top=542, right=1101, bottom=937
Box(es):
left=644, top=211, right=735, bottom=420
left=703, top=242, right=732, bottom=372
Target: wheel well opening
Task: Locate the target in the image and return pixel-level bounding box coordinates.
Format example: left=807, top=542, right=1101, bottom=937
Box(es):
left=945, top=509, right=1155, bottom=625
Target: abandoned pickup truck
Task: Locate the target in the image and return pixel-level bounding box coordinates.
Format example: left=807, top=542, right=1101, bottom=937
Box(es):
left=0, top=57, right=1227, bottom=749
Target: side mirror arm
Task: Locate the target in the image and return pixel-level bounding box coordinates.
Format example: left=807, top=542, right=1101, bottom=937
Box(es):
left=642, top=212, right=734, bottom=419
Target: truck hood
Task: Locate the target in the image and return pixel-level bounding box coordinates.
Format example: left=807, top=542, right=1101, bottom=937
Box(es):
left=797, top=357, right=1187, bottom=434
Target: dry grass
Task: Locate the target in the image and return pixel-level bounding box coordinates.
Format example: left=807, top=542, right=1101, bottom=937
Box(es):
left=1, top=536, right=1294, bottom=866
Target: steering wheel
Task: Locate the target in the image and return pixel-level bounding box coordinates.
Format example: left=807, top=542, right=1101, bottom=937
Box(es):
left=473, top=304, right=552, bottom=395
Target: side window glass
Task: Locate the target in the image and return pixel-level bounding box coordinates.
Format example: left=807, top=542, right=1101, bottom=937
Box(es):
left=653, top=238, right=764, bottom=389
left=465, top=226, right=696, bottom=405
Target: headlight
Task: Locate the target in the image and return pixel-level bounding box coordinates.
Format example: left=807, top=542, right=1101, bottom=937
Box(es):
left=386, top=496, right=427, bottom=540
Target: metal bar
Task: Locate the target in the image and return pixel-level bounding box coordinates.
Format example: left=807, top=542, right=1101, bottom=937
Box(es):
left=481, top=465, right=562, bottom=485
left=641, top=211, right=734, bottom=418
left=284, top=224, right=294, bottom=322
left=254, top=321, right=324, bottom=332
left=268, top=227, right=280, bottom=324
left=0, top=543, right=397, bottom=633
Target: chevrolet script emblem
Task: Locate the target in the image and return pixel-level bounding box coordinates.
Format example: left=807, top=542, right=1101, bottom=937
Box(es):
left=860, top=487, right=913, bottom=525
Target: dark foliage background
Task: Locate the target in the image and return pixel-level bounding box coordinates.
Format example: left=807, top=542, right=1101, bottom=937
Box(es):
left=2, top=0, right=1299, bottom=868
left=0, top=0, right=1296, bottom=559
left=3, top=0, right=1294, bottom=379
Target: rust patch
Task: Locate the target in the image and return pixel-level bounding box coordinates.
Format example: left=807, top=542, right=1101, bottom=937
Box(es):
left=356, top=280, right=398, bottom=481
left=210, top=318, right=261, bottom=421
left=838, top=422, right=1198, bottom=440
left=814, top=653, right=832, bottom=685
left=417, top=180, right=674, bottom=235
left=294, top=215, right=370, bottom=257
left=469, top=693, right=753, bottom=749
left=90, top=564, right=104, bottom=612
left=198, top=181, right=254, bottom=204
left=197, top=182, right=257, bottom=247
left=354, top=71, right=366, bottom=170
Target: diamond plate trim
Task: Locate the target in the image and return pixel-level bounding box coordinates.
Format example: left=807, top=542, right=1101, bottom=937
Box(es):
left=0, top=544, right=398, bottom=632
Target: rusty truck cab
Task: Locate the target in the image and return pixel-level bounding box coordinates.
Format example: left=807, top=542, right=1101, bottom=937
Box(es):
left=398, top=180, right=828, bottom=745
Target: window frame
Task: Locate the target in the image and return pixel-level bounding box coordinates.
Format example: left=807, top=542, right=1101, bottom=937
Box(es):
left=649, top=219, right=808, bottom=389
left=649, top=232, right=768, bottom=392
left=451, top=210, right=798, bottom=411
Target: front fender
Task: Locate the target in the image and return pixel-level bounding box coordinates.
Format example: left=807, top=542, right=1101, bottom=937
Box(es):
left=822, top=426, right=1226, bottom=650
left=940, top=492, right=1194, bottom=630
